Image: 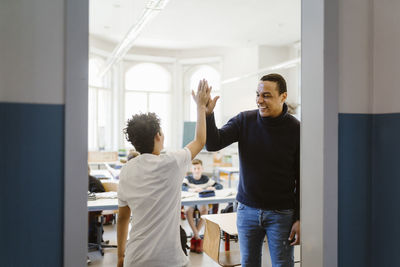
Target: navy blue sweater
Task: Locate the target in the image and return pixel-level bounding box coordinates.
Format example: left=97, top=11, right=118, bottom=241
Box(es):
left=206, top=103, right=300, bottom=220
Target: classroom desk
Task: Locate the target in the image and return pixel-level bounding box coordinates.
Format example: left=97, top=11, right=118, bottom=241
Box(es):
left=217, top=167, right=239, bottom=188
left=181, top=189, right=236, bottom=207
left=87, top=189, right=237, bottom=212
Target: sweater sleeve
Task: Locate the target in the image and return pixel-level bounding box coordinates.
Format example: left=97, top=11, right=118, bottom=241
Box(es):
left=205, top=113, right=240, bottom=151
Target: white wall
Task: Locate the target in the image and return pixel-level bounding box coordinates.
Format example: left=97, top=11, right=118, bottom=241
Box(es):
left=338, top=0, right=400, bottom=115
left=0, top=0, right=64, bottom=104
left=258, top=45, right=300, bottom=105
left=338, top=0, right=372, bottom=114
left=373, top=0, right=400, bottom=114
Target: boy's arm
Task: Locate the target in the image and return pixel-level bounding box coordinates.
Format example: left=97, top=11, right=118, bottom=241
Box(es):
left=186, top=79, right=210, bottom=160
left=206, top=178, right=216, bottom=189
left=117, top=205, right=131, bottom=267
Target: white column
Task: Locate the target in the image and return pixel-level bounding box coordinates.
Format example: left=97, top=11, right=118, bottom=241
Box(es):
left=64, top=0, right=88, bottom=266
left=302, top=1, right=338, bottom=267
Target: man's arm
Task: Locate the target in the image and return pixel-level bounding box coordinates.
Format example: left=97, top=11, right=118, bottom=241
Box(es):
left=117, top=205, right=131, bottom=267
left=204, top=87, right=240, bottom=151
left=205, top=113, right=241, bottom=151
left=186, top=79, right=210, bottom=160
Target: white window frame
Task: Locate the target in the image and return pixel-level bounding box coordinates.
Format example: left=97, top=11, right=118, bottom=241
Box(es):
left=123, top=62, right=173, bottom=150
left=88, top=57, right=113, bottom=151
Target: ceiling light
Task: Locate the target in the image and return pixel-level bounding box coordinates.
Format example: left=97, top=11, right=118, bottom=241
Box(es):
left=98, top=0, right=170, bottom=77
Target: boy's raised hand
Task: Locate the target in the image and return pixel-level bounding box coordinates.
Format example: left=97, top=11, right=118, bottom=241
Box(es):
left=192, top=79, right=211, bottom=108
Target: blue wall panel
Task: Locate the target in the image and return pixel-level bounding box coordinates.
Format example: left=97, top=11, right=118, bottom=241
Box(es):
left=371, top=113, right=400, bottom=267
left=339, top=113, right=400, bottom=267
left=338, top=114, right=372, bottom=267
left=0, top=102, right=64, bottom=267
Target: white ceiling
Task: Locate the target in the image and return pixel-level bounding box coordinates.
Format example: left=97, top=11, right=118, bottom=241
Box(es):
left=89, top=0, right=300, bottom=49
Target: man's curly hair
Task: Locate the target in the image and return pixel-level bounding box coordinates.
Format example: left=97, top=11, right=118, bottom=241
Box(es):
left=124, top=112, right=161, bottom=154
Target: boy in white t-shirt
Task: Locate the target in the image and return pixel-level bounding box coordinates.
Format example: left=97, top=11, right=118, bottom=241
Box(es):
left=117, top=79, right=215, bottom=267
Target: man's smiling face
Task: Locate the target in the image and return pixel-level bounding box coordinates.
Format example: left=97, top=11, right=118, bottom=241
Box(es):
left=256, top=80, right=287, bottom=118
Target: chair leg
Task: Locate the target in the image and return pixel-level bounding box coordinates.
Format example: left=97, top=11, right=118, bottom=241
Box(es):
left=224, top=232, right=230, bottom=251
left=89, top=215, right=118, bottom=256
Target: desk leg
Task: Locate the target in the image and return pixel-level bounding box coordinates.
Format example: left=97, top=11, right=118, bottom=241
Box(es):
left=224, top=232, right=230, bottom=251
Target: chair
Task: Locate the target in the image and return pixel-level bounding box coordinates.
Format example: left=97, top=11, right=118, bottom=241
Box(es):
left=203, top=219, right=241, bottom=267
left=88, top=151, right=118, bottom=163
left=102, top=181, right=118, bottom=192
left=88, top=181, right=118, bottom=255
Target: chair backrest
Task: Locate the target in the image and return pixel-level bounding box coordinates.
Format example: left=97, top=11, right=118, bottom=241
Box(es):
left=88, top=151, right=118, bottom=163
left=102, top=182, right=118, bottom=192
left=203, top=219, right=221, bottom=263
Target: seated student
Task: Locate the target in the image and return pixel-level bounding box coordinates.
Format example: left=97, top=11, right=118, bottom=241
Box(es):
left=117, top=79, right=211, bottom=267
left=88, top=166, right=106, bottom=193
left=88, top=166, right=106, bottom=243
left=182, top=159, right=221, bottom=253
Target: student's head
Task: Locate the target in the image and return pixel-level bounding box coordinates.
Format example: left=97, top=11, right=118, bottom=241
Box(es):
left=257, top=73, right=288, bottom=118
left=124, top=113, right=164, bottom=155
left=191, top=159, right=203, bottom=179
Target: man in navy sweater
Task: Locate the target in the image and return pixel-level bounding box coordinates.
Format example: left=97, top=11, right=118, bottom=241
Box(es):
left=205, top=73, right=300, bottom=267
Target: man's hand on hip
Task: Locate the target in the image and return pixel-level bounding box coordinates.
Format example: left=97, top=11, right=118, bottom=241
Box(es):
left=289, top=220, right=300, bottom=246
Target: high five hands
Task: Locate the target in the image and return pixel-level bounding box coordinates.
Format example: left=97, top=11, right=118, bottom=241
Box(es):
left=191, top=78, right=219, bottom=115
left=192, top=79, right=211, bottom=108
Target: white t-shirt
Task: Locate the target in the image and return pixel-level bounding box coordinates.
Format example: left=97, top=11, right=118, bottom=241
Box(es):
left=118, top=148, right=191, bottom=267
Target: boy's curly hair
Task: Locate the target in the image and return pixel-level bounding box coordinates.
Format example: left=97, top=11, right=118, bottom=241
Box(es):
left=124, top=112, right=161, bottom=154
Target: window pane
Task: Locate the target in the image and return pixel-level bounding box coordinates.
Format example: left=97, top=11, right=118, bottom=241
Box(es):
left=125, top=63, right=170, bottom=92
left=98, top=89, right=112, bottom=150
left=149, top=93, right=170, bottom=148
left=125, top=92, right=147, bottom=121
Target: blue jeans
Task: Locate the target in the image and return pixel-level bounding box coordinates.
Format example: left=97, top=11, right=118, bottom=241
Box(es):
left=237, top=202, right=294, bottom=267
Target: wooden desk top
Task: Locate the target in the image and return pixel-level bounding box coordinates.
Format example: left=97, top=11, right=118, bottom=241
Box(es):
left=202, top=212, right=238, bottom=236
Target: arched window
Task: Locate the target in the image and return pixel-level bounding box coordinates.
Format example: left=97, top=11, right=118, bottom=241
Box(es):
left=88, top=57, right=112, bottom=151
left=125, top=63, right=171, bottom=149
left=188, top=66, right=221, bottom=124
